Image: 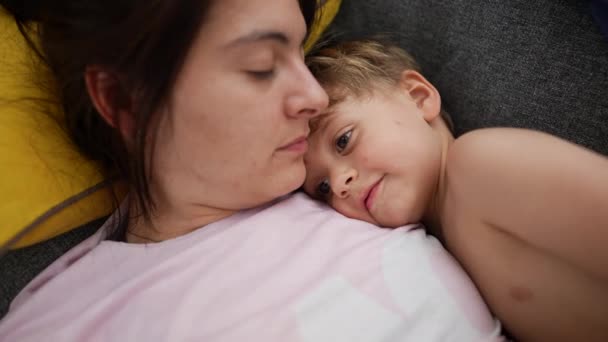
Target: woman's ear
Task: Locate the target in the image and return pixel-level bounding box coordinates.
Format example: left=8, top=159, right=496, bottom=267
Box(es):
left=398, top=70, right=441, bottom=122
left=85, top=66, right=135, bottom=141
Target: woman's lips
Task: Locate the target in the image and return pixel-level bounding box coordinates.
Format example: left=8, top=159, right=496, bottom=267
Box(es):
left=364, top=177, right=383, bottom=211
left=278, top=136, right=308, bottom=153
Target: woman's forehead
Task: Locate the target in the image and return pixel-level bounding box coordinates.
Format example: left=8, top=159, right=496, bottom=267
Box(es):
left=203, top=0, right=307, bottom=46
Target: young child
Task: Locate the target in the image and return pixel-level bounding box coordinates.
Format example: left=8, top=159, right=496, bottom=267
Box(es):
left=303, top=39, right=608, bottom=341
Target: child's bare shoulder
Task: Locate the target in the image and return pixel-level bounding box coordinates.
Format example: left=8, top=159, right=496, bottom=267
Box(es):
left=445, top=128, right=538, bottom=193
left=441, top=126, right=594, bottom=225
left=446, top=127, right=606, bottom=189
left=447, top=127, right=554, bottom=168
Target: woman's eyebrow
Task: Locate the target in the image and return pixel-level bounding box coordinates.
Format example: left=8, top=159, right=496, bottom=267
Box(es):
left=225, top=30, right=289, bottom=49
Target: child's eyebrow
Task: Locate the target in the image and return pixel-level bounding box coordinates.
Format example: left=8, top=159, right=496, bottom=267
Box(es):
left=311, top=113, right=339, bottom=140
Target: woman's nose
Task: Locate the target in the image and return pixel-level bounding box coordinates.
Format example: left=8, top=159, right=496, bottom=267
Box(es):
left=285, top=63, right=329, bottom=119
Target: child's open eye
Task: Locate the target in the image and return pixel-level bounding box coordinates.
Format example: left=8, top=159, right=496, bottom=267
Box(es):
left=335, top=130, right=352, bottom=153
left=316, top=179, right=331, bottom=199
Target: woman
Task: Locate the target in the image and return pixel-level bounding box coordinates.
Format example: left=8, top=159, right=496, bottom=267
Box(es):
left=0, top=0, right=503, bottom=340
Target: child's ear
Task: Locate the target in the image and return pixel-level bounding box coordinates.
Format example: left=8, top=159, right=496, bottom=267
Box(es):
left=398, top=70, right=441, bottom=122
left=85, top=66, right=136, bottom=142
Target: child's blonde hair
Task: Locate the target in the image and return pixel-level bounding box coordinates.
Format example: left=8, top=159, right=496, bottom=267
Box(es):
left=306, top=39, right=453, bottom=132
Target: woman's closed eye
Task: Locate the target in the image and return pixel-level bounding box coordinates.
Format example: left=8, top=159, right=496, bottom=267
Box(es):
left=247, top=69, right=275, bottom=80
left=335, top=129, right=352, bottom=153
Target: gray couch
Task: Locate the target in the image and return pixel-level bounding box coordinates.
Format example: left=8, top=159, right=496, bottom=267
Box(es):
left=1, top=0, right=607, bottom=319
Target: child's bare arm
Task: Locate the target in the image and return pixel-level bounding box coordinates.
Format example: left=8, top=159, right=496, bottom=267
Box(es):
left=447, top=128, right=608, bottom=282
left=443, top=128, right=608, bottom=340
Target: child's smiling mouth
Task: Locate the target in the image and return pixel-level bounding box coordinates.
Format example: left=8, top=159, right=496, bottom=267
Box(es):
left=363, top=176, right=384, bottom=212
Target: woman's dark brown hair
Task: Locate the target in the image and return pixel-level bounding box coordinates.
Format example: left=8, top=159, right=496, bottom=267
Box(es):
left=1, top=0, right=320, bottom=239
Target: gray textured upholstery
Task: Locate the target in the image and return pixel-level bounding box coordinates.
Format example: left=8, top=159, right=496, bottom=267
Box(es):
left=1, top=0, right=607, bottom=319
left=0, top=218, right=103, bottom=318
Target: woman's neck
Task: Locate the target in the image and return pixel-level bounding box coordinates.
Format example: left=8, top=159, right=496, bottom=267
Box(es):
left=125, top=196, right=237, bottom=243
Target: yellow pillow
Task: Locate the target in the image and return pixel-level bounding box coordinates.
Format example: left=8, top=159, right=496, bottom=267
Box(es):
left=0, top=9, right=125, bottom=250
left=0, top=0, right=340, bottom=250
left=305, top=0, right=342, bottom=52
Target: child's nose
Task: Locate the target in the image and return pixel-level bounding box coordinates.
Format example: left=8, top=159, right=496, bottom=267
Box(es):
left=331, top=169, right=357, bottom=198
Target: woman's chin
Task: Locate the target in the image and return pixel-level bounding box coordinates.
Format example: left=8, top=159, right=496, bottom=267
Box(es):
left=275, top=163, right=307, bottom=196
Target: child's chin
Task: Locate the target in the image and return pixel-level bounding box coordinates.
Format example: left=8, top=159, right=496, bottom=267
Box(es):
left=375, top=213, right=411, bottom=229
